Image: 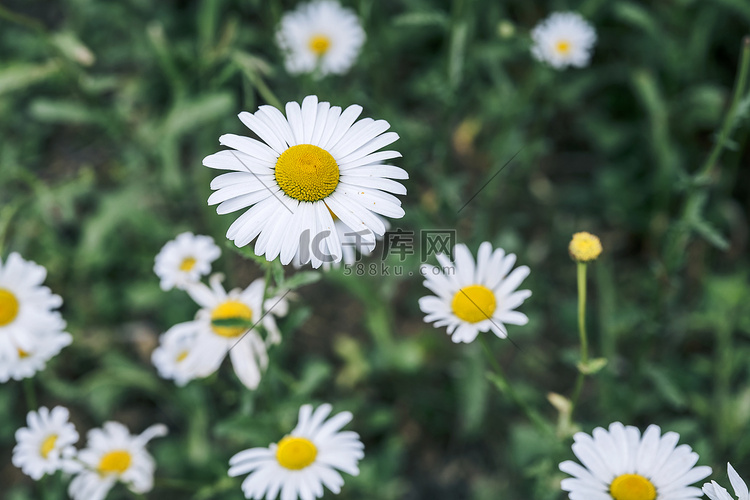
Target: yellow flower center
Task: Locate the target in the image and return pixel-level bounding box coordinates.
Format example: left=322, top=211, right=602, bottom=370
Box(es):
left=275, top=144, right=339, bottom=202
left=18, top=348, right=30, bottom=358
left=610, top=474, right=657, bottom=500
left=309, top=35, right=331, bottom=55
left=210, top=300, right=253, bottom=338
left=0, top=288, right=20, bottom=326
left=176, top=350, right=188, bottom=362
left=451, top=285, right=497, bottom=323
left=275, top=436, right=318, bottom=470
left=40, top=434, right=58, bottom=459
left=179, top=257, right=197, bottom=271
left=569, top=231, right=603, bottom=262
left=98, top=450, right=132, bottom=475
left=556, top=40, right=572, bottom=54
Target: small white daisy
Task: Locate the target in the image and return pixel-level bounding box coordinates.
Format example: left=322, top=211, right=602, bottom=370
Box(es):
left=276, top=0, right=365, bottom=77
left=703, top=463, right=749, bottom=500
left=203, top=95, right=407, bottom=269
left=151, top=320, right=207, bottom=386
left=559, top=421, right=712, bottom=500
left=0, top=252, right=70, bottom=376
left=153, top=232, right=221, bottom=291
left=180, top=275, right=288, bottom=389
left=68, top=421, right=167, bottom=500
left=229, top=403, right=364, bottom=500
left=418, top=242, right=531, bottom=343
left=12, top=406, right=79, bottom=480
left=0, top=330, right=73, bottom=383
left=531, top=12, right=596, bottom=69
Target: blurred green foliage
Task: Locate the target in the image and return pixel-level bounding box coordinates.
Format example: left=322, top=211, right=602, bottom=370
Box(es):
left=1, top=0, right=749, bottom=498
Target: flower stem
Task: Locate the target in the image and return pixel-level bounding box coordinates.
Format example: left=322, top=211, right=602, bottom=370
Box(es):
left=570, top=262, right=588, bottom=415
left=479, top=335, right=553, bottom=436
left=699, top=36, right=750, bottom=178
left=577, top=262, right=589, bottom=364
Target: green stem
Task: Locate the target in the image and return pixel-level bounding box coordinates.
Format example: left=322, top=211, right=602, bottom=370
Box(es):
left=577, top=262, right=589, bottom=364
left=699, top=37, right=750, bottom=178
left=479, top=335, right=553, bottom=436
left=0, top=5, right=47, bottom=34
left=23, top=377, right=37, bottom=411
left=570, top=262, right=588, bottom=415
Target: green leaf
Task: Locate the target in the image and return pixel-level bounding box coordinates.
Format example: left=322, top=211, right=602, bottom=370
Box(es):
left=51, top=31, right=95, bottom=66
left=392, top=11, right=450, bottom=29
left=0, top=61, right=60, bottom=95
left=161, top=92, right=234, bottom=140
left=29, top=99, right=101, bottom=124
left=448, top=20, right=468, bottom=89
left=282, top=271, right=322, bottom=290
left=225, top=240, right=271, bottom=266
left=613, top=2, right=660, bottom=37
left=576, top=357, right=608, bottom=375
left=644, top=365, right=687, bottom=409
left=232, top=51, right=281, bottom=109
left=692, top=219, right=730, bottom=250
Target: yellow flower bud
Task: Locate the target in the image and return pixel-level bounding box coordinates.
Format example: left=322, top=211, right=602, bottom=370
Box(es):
left=568, top=232, right=602, bottom=262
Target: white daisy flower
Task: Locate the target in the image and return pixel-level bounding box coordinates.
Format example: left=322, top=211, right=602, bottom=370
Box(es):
left=153, top=232, right=221, bottom=291
left=12, top=406, right=79, bottom=480
left=276, top=0, right=365, bottom=77
left=559, top=421, right=712, bottom=500
left=229, top=403, right=364, bottom=500
left=203, top=95, right=407, bottom=269
left=180, top=275, right=288, bottom=389
left=418, top=242, right=531, bottom=343
left=703, top=463, right=749, bottom=500
left=531, top=12, right=596, bottom=69
left=68, top=421, right=167, bottom=500
left=0, top=252, right=70, bottom=376
left=151, top=320, right=206, bottom=386
left=0, top=330, right=73, bottom=383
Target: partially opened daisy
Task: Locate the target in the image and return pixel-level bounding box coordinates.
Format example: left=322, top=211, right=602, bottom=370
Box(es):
left=419, top=242, right=531, bottom=343
left=559, top=422, right=712, bottom=500
left=276, top=0, right=365, bottom=77
left=703, top=463, right=749, bottom=500
left=12, top=406, right=79, bottom=480
left=151, top=321, right=206, bottom=386
left=0, top=252, right=70, bottom=377
left=203, top=95, right=406, bottom=269
left=0, top=330, right=73, bottom=382
left=180, top=275, right=289, bottom=389
left=68, top=421, right=167, bottom=500
left=153, top=232, right=221, bottom=291
left=531, top=12, right=596, bottom=69
left=229, top=403, right=364, bottom=500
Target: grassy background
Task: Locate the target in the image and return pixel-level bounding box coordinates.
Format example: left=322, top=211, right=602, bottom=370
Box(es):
left=1, top=0, right=750, bottom=498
